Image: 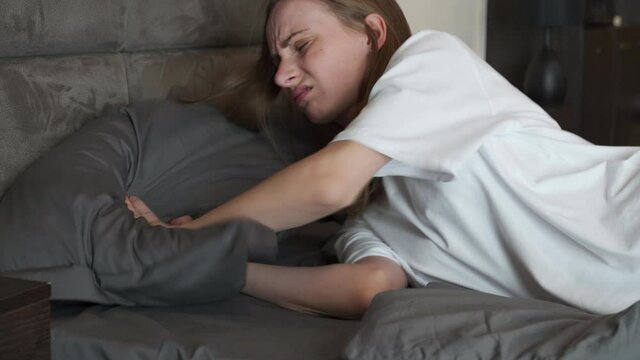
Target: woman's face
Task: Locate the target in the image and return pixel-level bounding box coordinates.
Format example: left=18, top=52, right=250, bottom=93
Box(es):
left=267, top=0, right=371, bottom=126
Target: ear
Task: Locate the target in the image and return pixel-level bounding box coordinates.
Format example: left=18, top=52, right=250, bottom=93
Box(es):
left=364, top=13, right=387, bottom=50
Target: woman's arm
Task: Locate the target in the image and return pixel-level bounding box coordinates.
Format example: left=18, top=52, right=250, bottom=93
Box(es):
left=242, top=256, right=408, bottom=318
left=167, top=140, right=389, bottom=232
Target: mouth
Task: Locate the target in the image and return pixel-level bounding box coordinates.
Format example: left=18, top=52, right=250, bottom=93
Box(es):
left=292, top=86, right=312, bottom=105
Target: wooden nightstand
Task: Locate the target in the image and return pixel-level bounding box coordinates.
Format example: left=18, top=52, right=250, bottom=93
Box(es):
left=0, top=276, right=51, bottom=360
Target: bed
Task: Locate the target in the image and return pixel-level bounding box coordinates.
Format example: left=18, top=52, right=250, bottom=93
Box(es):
left=1, top=1, right=639, bottom=359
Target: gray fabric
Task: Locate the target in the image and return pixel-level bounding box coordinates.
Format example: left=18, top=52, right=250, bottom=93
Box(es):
left=124, top=0, right=266, bottom=51
left=52, top=294, right=361, bottom=360
left=124, top=101, right=286, bottom=221
left=344, top=284, right=640, bottom=360
left=0, top=0, right=265, bottom=58
left=0, top=55, right=128, bottom=197
left=0, top=0, right=126, bottom=57
left=0, top=100, right=282, bottom=305
left=0, top=0, right=267, bottom=198
left=0, top=48, right=262, bottom=198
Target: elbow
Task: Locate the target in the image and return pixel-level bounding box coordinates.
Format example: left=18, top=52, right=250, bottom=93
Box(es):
left=352, top=268, right=404, bottom=314
left=312, top=177, right=360, bottom=212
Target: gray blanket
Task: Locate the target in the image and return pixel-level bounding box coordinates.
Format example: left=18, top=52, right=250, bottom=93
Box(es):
left=345, top=284, right=640, bottom=360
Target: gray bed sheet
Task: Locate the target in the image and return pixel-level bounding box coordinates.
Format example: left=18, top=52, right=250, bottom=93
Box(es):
left=51, top=221, right=356, bottom=360
left=52, top=295, right=360, bottom=360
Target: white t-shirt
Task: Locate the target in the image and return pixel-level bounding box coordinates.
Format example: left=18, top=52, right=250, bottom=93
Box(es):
left=332, top=30, right=640, bottom=314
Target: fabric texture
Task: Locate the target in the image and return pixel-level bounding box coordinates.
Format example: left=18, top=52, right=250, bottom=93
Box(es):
left=0, top=0, right=266, bottom=198
left=333, top=30, right=640, bottom=314
left=53, top=294, right=361, bottom=360
left=0, top=100, right=283, bottom=306
left=344, top=284, right=640, bottom=360
left=0, top=0, right=265, bottom=58
left=0, top=55, right=129, bottom=197
left=0, top=48, right=260, bottom=198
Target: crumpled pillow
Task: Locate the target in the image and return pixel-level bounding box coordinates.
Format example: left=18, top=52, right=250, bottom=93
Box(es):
left=0, top=100, right=285, bottom=306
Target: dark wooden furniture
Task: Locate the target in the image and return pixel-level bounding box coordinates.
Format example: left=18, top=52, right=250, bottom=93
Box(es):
left=0, top=276, right=51, bottom=360
left=581, top=26, right=640, bottom=145
left=487, top=0, right=640, bottom=146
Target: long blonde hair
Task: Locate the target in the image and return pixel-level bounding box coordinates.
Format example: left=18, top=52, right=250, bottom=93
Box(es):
left=207, top=0, right=412, bottom=214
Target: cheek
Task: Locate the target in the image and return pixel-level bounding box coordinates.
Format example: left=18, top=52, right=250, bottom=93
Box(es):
left=323, top=52, right=364, bottom=88
left=340, top=46, right=369, bottom=87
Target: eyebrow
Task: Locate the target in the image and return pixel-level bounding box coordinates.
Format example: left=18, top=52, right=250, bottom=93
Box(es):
left=279, top=28, right=310, bottom=49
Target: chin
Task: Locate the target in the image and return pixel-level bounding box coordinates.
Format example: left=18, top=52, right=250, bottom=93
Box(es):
left=303, top=104, right=352, bottom=126
left=304, top=110, right=334, bottom=125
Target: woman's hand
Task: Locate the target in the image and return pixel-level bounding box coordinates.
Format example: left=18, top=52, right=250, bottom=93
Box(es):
left=125, top=195, right=194, bottom=228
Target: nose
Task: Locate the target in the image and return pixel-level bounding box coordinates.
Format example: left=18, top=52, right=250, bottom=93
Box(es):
left=274, top=58, right=299, bottom=88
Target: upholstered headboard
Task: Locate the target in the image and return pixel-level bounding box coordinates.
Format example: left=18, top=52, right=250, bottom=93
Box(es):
left=0, top=0, right=267, bottom=197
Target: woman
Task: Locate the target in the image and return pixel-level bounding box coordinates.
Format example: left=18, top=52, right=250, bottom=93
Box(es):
left=128, top=0, right=640, bottom=317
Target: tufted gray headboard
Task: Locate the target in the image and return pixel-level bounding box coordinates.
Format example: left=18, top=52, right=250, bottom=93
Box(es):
left=0, top=0, right=268, bottom=197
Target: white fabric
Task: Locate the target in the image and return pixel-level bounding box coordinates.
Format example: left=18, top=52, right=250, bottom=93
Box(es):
left=332, top=30, right=640, bottom=314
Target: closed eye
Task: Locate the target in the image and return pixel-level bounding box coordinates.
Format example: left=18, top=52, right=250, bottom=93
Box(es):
left=295, top=41, right=311, bottom=54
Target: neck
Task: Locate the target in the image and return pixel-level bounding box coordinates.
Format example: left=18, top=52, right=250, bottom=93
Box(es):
left=334, top=101, right=366, bottom=128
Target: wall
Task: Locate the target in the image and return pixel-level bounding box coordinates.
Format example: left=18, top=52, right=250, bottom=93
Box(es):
left=396, top=0, right=487, bottom=57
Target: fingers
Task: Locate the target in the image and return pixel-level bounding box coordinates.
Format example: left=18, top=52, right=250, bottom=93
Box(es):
left=126, top=195, right=163, bottom=226
left=124, top=196, right=139, bottom=217
left=125, top=195, right=193, bottom=228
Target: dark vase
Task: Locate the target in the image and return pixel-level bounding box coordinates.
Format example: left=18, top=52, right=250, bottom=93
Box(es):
left=524, top=29, right=568, bottom=107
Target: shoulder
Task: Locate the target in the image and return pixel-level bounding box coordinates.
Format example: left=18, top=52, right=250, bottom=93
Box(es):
left=378, top=30, right=481, bottom=88
left=369, top=30, right=484, bottom=99
left=390, top=30, right=474, bottom=65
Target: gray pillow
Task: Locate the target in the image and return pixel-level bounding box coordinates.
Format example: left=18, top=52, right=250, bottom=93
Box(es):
left=0, top=100, right=284, bottom=306
left=344, top=284, right=640, bottom=360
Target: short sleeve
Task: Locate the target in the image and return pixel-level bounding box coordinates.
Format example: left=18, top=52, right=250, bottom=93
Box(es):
left=333, top=31, right=520, bottom=181
left=334, top=218, right=403, bottom=265
left=335, top=217, right=427, bottom=287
